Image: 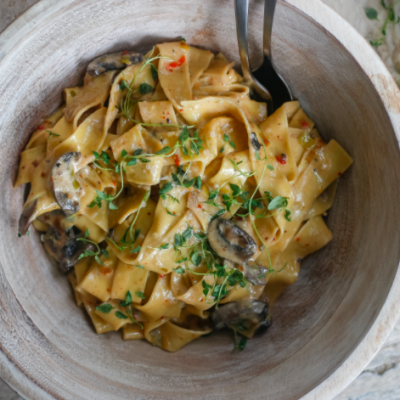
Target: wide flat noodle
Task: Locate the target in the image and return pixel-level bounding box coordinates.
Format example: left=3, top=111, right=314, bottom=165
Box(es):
left=136, top=274, right=183, bottom=321
left=14, top=145, right=46, bottom=188
left=156, top=42, right=192, bottom=108
left=64, top=72, right=114, bottom=129
left=78, top=249, right=118, bottom=302
left=256, top=139, right=353, bottom=268
left=264, top=215, right=332, bottom=305
left=137, top=206, right=202, bottom=274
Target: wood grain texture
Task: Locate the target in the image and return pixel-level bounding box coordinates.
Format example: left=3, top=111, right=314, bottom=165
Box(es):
left=0, top=1, right=399, bottom=400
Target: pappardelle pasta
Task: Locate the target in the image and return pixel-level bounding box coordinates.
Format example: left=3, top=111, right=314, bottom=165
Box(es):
left=16, top=40, right=353, bottom=352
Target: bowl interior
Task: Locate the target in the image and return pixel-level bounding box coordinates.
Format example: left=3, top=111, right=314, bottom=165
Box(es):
left=0, top=1, right=400, bottom=399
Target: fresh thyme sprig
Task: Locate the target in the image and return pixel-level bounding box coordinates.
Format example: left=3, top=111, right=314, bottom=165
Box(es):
left=88, top=121, right=205, bottom=211
left=107, top=191, right=150, bottom=253
left=119, top=47, right=166, bottom=118
left=186, top=264, right=249, bottom=308
left=119, top=290, right=144, bottom=329
left=77, top=229, right=109, bottom=265
left=366, top=0, right=400, bottom=47
left=88, top=143, right=178, bottom=210
left=257, top=262, right=288, bottom=279
left=87, top=160, right=124, bottom=209
left=220, top=133, right=236, bottom=153
left=118, top=47, right=195, bottom=130
left=247, top=137, right=274, bottom=271
left=172, top=230, right=250, bottom=308
left=203, top=160, right=256, bottom=209
left=46, top=130, right=60, bottom=138
left=92, top=150, right=113, bottom=171
left=147, top=243, right=169, bottom=250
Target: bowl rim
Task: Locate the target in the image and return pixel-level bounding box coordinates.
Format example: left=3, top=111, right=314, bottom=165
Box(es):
left=0, top=0, right=400, bottom=399
left=287, top=1, right=400, bottom=399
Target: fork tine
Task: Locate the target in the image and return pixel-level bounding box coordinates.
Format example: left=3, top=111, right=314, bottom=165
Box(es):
left=234, top=0, right=273, bottom=110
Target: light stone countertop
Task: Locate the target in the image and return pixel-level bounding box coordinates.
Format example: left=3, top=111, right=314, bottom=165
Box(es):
left=0, top=0, right=399, bottom=399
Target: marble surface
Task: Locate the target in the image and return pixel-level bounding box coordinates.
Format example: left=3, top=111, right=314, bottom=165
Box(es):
left=0, top=0, right=399, bottom=399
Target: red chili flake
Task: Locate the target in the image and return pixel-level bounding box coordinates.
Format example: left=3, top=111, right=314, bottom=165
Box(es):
left=160, top=274, right=166, bottom=278
left=179, top=109, right=184, bottom=112
left=100, top=267, right=112, bottom=275
left=276, top=154, right=287, bottom=165
left=37, top=124, right=45, bottom=130
left=160, top=316, right=164, bottom=320
left=197, top=204, right=202, bottom=209
left=200, top=298, right=204, bottom=302
left=122, top=50, right=129, bottom=55
left=174, top=154, right=180, bottom=166
left=296, top=237, right=300, bottom=242
left=112, top=180, right=117, bottom=186
left=32, top=160, right=39, bottom=167
left=301, top=121, right=309, bottom=128
left=338, top=172, right=342, bottom=176
left=41, top=172, right=46, bottom=177
left=166, top=55, right=185, bottom=72
left=263, top=138, right=270, bottom=146
left=45, top=120, right=51, bottom=124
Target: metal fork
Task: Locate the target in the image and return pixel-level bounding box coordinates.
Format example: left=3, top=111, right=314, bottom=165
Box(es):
left=234, top=0, right=293, bottom=114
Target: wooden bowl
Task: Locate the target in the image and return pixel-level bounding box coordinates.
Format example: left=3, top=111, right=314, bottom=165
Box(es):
left=1, top=0, right=399, bottom=399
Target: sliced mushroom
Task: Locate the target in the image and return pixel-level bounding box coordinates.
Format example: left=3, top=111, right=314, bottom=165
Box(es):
left=18, top=199, right=37, bottom=235
left=43, top=226, right=93, bottom=273
left=207, top=217, right=257, bottom=264
left=37, top=210, right=74, bottom=231
left=50, top=152, right=82, bottom=216
left=249, top=132, right=261, bottom=151
left=243, top=261, right=269, bottom=286
left=211, top=300, right=272, bottom=337
left=87, top=51, right=143, bottom=77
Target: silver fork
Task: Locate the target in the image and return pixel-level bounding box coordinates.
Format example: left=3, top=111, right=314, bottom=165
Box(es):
left=234, top=0, right=293, bottom=114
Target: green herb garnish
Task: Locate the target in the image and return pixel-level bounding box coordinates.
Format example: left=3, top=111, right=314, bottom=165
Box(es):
left=135, top=291, right=146, bottom=300
left=77, top=229, right=109, bottom=265
left=96, top=303, right=115, bottom=314
left=115, top=311, right=129, bottom=320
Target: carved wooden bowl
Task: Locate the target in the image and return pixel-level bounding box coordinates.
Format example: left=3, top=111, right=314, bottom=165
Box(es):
left=0, top=0, right=399, bottom=399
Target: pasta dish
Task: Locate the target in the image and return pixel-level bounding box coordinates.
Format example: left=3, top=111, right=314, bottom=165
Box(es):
left=16, top=40, right=353, bottom=352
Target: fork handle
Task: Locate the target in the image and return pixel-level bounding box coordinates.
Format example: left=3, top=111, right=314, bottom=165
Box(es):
left=234, top=0, right=252, bottom=83
left=263, top=0, right=277, bottom=59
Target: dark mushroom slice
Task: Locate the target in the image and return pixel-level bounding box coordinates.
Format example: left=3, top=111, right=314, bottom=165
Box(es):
left=211, top=300, right=272, bottom=338
left=207, top=217, right=257, bottom=264
left=249, top=132, right=261, bottom=151
left=243, top=261, right=269, bottom=286
left=87, top=51, right=144, bottom=77
left=43, top=226, right=94, bottom=273
left=50, top=152, right=82, bottom=216
left=18, top=199, right=37, bottom=236
left=37, top=209, right=74, bottom=232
